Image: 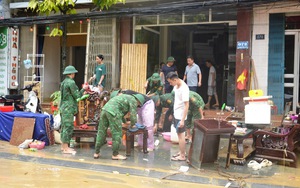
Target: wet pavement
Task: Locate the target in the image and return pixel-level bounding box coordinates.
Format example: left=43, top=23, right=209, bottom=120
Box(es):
left=1, top=133, right=300, bottom=188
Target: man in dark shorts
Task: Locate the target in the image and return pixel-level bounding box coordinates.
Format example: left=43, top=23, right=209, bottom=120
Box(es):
left=166, top=72, right=189, bottom=161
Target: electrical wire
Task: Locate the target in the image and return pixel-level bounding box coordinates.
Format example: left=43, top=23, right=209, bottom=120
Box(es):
left=1, top=0, right=287, bottom=26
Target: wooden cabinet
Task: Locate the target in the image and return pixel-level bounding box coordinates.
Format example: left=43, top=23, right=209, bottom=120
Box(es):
left=188, top=119, right=235, bottom=169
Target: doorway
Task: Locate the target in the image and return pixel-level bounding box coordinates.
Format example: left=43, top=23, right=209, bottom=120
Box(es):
left=74, top=46, right=86, bottom=89
left=284, top=31, right=300, bottom=112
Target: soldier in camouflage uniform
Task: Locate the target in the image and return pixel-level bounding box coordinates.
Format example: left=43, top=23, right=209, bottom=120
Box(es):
left=60, top=65, right=88, bottom=154
left=93, top=93, right=144, bottom=160
left=151, top=93, right=174, bottom=132
left=186, top=91, right=205, bottom=143
left=120, top=89, right=155, bottom=151
left=144, top=73, right=164, bottom=97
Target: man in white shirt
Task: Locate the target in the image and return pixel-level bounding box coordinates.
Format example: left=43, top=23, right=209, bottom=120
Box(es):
left=205, top=60, right=219, bottom=108
left=166, top=72, right=189, bottom=161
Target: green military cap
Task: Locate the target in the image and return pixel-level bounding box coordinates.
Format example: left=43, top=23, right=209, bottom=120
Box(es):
left=151, top=95, right=159, bottom=104
left=133, top=94, right=145, bottom=105
left=63, top=65, right=78, bottom=75
left=151, top=73, right=161, bottom=81
left=110, top=89, right=120, bottom=98
left=166, top=56, right=175, bottom=62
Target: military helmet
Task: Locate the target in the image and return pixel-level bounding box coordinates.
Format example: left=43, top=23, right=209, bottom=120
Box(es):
left=151, top=95, right=160, bottom=105
left=110, top=89, right=120, bottom=98
left=166, top=56, right=175, bottom=62
left=151, top=73, right=161, bottom=81
left=63, top=65, right=78, bottom=75
left=133, top=94, right=145, bottom=105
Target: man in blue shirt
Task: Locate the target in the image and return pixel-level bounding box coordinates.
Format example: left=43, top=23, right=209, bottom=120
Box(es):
left=183, top=56, right=201, bottom=92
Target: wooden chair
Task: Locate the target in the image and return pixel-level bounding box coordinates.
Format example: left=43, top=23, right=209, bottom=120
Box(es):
left=253, top=124, right=300, bottom=167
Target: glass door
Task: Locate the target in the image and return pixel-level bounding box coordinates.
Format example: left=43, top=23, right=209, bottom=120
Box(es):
left=284, top=31, right=300, bottom=112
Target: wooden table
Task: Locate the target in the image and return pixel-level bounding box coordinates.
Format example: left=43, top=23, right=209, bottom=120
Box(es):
left=232, top=128, right=255, bottom=158
left=73, top=125, right=97, bottom=143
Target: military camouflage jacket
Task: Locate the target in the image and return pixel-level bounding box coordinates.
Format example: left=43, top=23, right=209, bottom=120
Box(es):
left=103, top=94, right=138, bottom=126
left=60, top=77, right=84, bottom=115
left=155, top=93, right=174, bottom=123
left=189, top=91, right=205, bottom=111
left=147, top=79, right=164, bottom=95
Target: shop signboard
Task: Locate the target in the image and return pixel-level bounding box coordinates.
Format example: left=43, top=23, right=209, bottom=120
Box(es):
left=0, top=27, right=8, bottom=95
left=8, top=28, right=19, bottom=89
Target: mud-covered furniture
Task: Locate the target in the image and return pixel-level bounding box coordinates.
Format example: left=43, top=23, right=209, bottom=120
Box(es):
left=253, top=124, right=300, bottom=168
left=73, top=125, right=97, bottom=143
left=122, top=127, right=148, bottom=156
left=188, top=119, right=235, bottom=169
left=73, top=91, right=109, bottom=143
left=232, top=128, right=256, bottom=158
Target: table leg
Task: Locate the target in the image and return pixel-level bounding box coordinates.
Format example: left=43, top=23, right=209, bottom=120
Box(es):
left=236, top=139, right=244, bottom=158
left=126, top=132, right=131, bottom=156
left=143, top=129, right=148, bottom=154
left=226, top=133, right=233, bottom=169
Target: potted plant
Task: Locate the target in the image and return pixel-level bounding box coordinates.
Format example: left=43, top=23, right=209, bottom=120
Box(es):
left=50, top=91, right=61, bottom=115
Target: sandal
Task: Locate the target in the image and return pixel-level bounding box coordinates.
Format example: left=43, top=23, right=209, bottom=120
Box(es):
left=112, top=154, right=127, bottom=160
left=260, top=159, right=272, bottom=167
left=247, top=160, right=261, bottom=170
left=171, top=155, right=186, bottom=161
left=61, top=148, right=75, bottom=151
left=172, top=152, right=187, bottom=158
left=94, top=154, right=100, bottom=159
left=62, top=149, right=76, bottom=154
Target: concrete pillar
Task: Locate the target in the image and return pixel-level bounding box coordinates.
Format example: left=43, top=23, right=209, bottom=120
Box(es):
left=159, top=26, right=168, bottom=63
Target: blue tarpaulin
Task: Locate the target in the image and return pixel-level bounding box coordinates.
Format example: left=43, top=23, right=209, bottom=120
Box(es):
left=0, top=111, right=52, bottom=145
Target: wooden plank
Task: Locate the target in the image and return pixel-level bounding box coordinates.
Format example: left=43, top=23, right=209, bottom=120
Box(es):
left=10, top=117, right=35, bottom=146
left=120, top=43, right=147, bottom=94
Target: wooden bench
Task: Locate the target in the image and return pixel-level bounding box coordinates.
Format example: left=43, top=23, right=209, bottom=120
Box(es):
left=122, top=127, right=148, bottom=156
left=253, top=124, right=300, bottom=168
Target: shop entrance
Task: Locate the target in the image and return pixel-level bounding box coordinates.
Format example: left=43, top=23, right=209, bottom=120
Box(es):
left=284, top=31, right=300, bottom=112
left=135, top=24, right=236, bottom=105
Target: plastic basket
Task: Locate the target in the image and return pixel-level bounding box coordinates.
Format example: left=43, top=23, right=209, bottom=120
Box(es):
left=29, top=141, right=45, bottom=150
left=0, top=106, right=14, bottom=112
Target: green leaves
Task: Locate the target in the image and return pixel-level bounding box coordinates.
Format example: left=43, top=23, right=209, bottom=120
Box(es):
left=92, top=0, right=125, bottom=10
left=27, top=0, right=77, bottom=15
left=50, top=28, right=63, bottom=37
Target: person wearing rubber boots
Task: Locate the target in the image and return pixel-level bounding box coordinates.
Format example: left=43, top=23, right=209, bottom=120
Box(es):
left=93, top=93, right=144, bottom=160
left=60, top=65, right=88, bottom=154
left=185, top=91, right=205, bottom=143
left=144, top=73, right=164, bottom=97
left=119, top=89, right=155, bottom=151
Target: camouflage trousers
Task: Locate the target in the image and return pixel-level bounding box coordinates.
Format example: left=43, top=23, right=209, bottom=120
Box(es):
left=60, top=112, right=74, bottom=143
left=186, top=110, right=201, bottom=129
left=95, top=110, right=123, bottom=156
